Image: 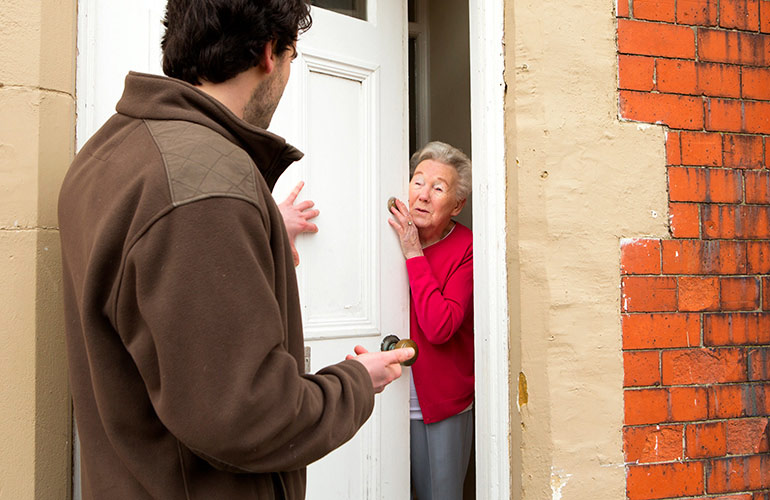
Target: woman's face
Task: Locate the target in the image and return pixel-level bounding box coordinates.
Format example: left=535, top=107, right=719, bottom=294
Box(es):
left=408, top=159, right=466, bottom=233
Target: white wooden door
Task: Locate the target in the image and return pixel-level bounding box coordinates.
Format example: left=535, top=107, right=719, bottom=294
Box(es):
left=269, top=3, right=410, bottom=499
left=75, top=1, right=410, bottom=499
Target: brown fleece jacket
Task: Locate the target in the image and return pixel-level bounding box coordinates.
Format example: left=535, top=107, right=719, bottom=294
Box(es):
left=59, top=72, right=375, bottom=499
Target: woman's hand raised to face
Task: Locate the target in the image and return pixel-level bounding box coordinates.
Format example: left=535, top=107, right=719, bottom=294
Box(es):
left=387, top=197, right=423, bottom=260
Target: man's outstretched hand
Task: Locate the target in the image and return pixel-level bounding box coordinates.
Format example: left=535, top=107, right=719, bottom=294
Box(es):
left=278, top=181, right=319, bottom=266
left=346, top=345, right=414, bottom=393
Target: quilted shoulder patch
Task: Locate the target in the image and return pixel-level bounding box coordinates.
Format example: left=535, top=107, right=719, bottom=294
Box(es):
left=146, top=120, right=260, bottom=206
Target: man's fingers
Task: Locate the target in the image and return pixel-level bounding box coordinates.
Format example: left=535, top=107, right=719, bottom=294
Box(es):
left=282, top=181, right=304, bottom=205
left=301, top=209, right=320, bottom=222
left=289, top=181, right=305, bottom=200
left=353, top=345, right=369, bottom=355
left=295, top=200, right=315, bottom=211
left=385, top=347, right=415, bottom=365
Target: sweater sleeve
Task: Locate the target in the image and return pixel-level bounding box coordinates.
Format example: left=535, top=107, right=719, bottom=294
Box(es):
left=405, top=241, right=473, bottom=345
left=114, top=197, right=374, bottom=473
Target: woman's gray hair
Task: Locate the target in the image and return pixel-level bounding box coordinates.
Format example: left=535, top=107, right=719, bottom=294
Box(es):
left=409, top=141, right=472, bottom=201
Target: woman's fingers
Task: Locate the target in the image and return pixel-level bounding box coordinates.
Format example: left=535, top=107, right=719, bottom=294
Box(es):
left=395, top=198, right=410, bottom=218
left=389, top=203, right=411, bottom=228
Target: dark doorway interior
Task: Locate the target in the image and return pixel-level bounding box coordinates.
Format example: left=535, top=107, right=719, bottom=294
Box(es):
left=407, top=0, right=475, bottom=498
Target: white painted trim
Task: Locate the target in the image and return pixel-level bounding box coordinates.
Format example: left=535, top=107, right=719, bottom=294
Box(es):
left=75, top=0, right=96, bottom=150
left=468, top=0, right=511, bottom=498
left=73, top=2, right=95, bottom=496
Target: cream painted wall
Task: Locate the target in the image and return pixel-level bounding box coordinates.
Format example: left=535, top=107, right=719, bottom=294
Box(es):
left=506, top=0, right=669, bottom=498
left=0, top=0, right=76, bottom=498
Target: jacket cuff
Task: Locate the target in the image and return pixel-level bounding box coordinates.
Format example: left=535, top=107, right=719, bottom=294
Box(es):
left=339, top=358, right=376, bottom=420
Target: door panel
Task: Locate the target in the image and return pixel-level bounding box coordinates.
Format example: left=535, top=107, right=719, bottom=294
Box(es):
left=76, top=1, right=410, bottom=499
left=287, top=56, right=379, bottom=331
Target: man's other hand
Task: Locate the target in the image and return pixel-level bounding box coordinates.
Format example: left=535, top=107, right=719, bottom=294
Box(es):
left=277, top=181, right=319, bottom=266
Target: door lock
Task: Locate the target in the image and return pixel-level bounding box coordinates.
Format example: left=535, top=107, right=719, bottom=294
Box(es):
left=380, top=335, right=418, bottom=366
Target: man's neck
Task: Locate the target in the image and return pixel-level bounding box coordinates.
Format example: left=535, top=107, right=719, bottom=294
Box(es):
left=196, top=68, right=261, bottom=120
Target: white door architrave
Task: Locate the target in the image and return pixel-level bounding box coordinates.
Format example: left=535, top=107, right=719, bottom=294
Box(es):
left=467, top=0, right=513, bottom=497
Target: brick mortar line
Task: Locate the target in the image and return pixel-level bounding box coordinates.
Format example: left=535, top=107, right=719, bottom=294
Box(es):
left=625, top=453, right=770, bottom=466
left=700, top=306, right=705, bottom=345
left=632, top=491, right=770, bottom=500
left=623, top=346, right=770, bottom=352
left=622, top=309, right=767, bottom=312
left=618, top=117, right=770, bottom=137
left=672, top=201, right=770, bottom=205
left=693, top=16, right=699, bottom=63
left=623, top=272, right=770, bottom=276
left=628, top=493, right=770, bottom=500
left=617, top=16, right=768, bottom=36
left=619, top=52, right=770, bottom=65
left=624, top=415, right=770, bottom=423
left=669, top=164, right=770, bottom=169
left=620, top=238, right=770, bottom=242
left=641, top=92, right=770, bottom=105
left=654, top=91, right=770, bottom=104
left=618, top=89, right=770, bottom=107
left=625, top=384, right=770, bottom=391
left=625, top=383, right=770, bottom=391
left=625, top=424, right=770, bottom=432
left=625, top=380, right=770, bottom=390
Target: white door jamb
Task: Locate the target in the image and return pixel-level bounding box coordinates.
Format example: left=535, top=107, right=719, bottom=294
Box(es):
left=468, top=0, right=512, bottom=498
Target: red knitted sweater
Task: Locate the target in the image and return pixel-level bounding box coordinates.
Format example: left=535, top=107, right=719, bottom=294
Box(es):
left=406, top=222, right=474, bottom=424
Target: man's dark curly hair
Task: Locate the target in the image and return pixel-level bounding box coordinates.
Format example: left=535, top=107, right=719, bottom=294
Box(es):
left=161, top=0, right=312, bottom=85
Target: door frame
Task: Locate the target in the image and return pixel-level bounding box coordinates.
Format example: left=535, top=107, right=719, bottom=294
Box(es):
left=468, top=0, right=512, bottom=498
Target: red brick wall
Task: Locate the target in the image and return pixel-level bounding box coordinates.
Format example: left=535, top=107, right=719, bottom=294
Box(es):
left=618, top=1, right=770, bottom=499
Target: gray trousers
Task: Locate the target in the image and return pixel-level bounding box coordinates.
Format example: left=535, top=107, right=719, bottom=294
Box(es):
left=410, top=410, right=473, bottom=500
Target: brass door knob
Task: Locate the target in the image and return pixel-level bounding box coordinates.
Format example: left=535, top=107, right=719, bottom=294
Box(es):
left=380, top=334, right=418, bottom=366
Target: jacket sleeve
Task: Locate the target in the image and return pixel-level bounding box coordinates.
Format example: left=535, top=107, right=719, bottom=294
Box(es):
left=114, top=197, right=375, bottom=473
left=404, top=243, right=473, bottom=345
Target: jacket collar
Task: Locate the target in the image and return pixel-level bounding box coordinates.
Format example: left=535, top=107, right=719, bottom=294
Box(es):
left=115, top=72, right=303, bottom=189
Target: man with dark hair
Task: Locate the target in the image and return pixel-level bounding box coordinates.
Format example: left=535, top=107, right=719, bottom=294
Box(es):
left=58, top=1, right=413, bottom=498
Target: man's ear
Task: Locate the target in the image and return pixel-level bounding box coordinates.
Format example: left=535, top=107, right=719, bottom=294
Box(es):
left=259, top=40, right=278, bottom=74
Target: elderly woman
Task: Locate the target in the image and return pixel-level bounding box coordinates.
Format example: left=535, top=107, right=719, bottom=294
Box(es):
left=388, top=141, right=474, bottom=500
